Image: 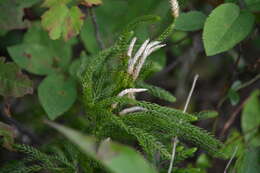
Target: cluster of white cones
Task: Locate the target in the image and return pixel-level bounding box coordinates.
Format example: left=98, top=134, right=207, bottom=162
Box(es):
left=113, top=37, right=166, bottom=115
left=127, top=37, right=166, bottom=80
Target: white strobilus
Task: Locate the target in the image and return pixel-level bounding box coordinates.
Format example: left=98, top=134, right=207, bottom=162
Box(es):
left=113, top=37, right=166, bottom=115
left=127, top=37, right=166, bottom=80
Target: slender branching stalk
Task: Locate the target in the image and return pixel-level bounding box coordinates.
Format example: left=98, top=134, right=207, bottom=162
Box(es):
left=224, top=146, right=238, bottom=173
left=168, top=74, right=199, bottom=173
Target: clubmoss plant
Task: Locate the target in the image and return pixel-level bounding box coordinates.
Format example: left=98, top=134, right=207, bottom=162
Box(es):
left=77, top=15, right=224, bottom=165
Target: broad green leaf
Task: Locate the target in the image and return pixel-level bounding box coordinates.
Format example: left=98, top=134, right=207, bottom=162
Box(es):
left=203, top=3, right=255, bottom=56
left=228, top=89, right=240, bottom=105
left=24, top=22, right=78, bottom=45
left=227, top=80, right=242, bottom=105
left=241, top=90, right=260, bottom=147
left=245, top=0, right=260, bottom=12
left=231, top=80, right=242, bottom=90
left=175, top=11, right=206, bottom=31
left=193, top=111, right=218, bottom=120
left=0, top=122, right=16, bottom=151
left=41, top=4, right=69, bottom=40
left=41, top=0, right=103, bottom=8
left=69, top=59, right=81, bottom=79
left=38, top=74, right=77, bottom=120
left=173, top=168, right=202, bottom=173
left=41, top=4, right=84, bottom=40
left=80, top=19, right=100, bottom=54
left=0, top=0, right=39, bottom=31
left=42, top=0, right=71, bottom=7
left=95, top=1, right=160, bottom=42
left=0, top=30, right=7, bottom=37
left=8, top=44, right=56, bottom=75
left=0, top=58, right=33, bottom=98
left=8, top=23, right=73, bottom=75
left=225, top=0, right=239, bottom=2
left=47, top=121, right=158, bottom=173
left=62, top=6, right=85, bottom=41
left=196, top=154, right=211, bottom=169
left=236, top=147, right=260, bottom=173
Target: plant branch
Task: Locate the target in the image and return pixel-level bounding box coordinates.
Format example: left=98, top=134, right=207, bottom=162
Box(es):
left=220, top=96, right=250, bottom=137
left=236, top=73, right=260, bottom=91
left=89, top=8, right=105, bottom=49
left=0, top=105, right=41, bottom=145
left=217, top=73, right=260, bottom=109
left=224, top=146, right=238, bottom=173
left=167, top=136, right=178, bottom=173
left=183, top=74, right=199, bottom=113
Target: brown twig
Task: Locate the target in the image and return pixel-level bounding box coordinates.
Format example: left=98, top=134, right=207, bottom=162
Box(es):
left=3, top=98, right=12, bottom=117
left=0, top=102, right=41, bottom=145
left=220, top=96, right=250, bottom=137
left=89, top=8, right=105, bottom=49
left=236, top=73, right=260, bottom=91
left=217, top=73, right=260, bottom=109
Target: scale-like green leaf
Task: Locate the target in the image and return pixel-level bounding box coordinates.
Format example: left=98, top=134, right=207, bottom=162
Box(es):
left=175, top=11, right=206, bottom=31
left=8, top=23, right=73, bottom=75
left=137, top=82, right=176, bottom=102
left=203, top=3, right=255, bottom=56
left=47, top=121, right=158, bottom=173
left=241, top=90, right=260, bottom=147
left=0, top=58, right=33, bottom=98
left=38, top=74, right=77, bottom=120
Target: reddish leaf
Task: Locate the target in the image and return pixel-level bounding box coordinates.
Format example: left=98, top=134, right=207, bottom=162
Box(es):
left=0, top=122, right=16, bottom=151
left=0, top=57, right=33, bottom=98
